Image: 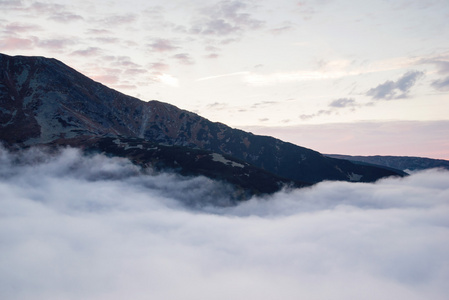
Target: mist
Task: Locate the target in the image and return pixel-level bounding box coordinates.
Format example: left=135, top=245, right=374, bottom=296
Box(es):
left=1, top=146, right=448, bottom=300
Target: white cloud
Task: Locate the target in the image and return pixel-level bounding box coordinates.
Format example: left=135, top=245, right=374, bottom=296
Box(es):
left=156, top=73, right=180, bottom=87
left=1, top=146, right=449, bottom=300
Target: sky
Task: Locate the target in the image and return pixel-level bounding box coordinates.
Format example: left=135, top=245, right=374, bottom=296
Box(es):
left=1, top=0, right=449, bottom=159
left=1, top=146, right=449, bottom=300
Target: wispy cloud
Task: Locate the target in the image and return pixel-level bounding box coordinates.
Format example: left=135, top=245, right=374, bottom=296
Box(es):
left=48, top=11, right=84, bottom=23
left=71, top=47, right=102, bottom=57
left=329, top=97, right=357, bottom=108
left=100, top=13, right=137, bottom=26
left=244, top=70, right=353, bottom=85
left=300, top=109, right=332, bottom=120
left=148, top=38, right=179, bottom=52
left=191, top=0, right=264, bottom=36
left=172, top=53, right=194, bottom=65
left=0, top=36, right=33, bottom=50
left=197, top=71, right=249, bottom=81
left=3, top=22, right=41, bottom=33
left=366, top=70, right=424, bottom=100
left=149, top=62, right=170, bottom=72
left=36, top=37, right=75, bottom=50
left=431, top=76, right=449, bottom=92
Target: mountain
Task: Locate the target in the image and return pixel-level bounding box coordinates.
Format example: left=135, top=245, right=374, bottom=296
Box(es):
left=326, top=154, right=449, bottom=172
left=0, top=53, right=403, bottom=196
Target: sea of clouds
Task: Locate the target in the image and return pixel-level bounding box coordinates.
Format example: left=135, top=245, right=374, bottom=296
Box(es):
left=1, top=146, right=448, bottom=300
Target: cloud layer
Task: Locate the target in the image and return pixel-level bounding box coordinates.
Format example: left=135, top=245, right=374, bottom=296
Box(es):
left=1, top=146, right=449, bottom=300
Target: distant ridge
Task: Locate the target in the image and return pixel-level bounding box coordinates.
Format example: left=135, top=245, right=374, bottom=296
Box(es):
left=326, top=154, right=449, bottom=172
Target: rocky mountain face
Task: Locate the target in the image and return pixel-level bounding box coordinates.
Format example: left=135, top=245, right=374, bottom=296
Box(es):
left=0, top=53, right=403, bottom=195
left=326, top=154, right=449, bottom=172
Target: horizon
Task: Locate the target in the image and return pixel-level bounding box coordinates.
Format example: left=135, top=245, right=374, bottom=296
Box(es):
left=1, top=0, right=448, bottom=159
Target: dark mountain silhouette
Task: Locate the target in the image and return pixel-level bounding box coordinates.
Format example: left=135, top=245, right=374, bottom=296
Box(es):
left=0, top=53, right=403, bottom=198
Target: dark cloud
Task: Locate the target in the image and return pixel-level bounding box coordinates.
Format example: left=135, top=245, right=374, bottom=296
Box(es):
left=431, top=76, right=449, bottom=92
left=1, top=146, right=448, bottom=299
left=191, top=0, right=264, bottom=36
left=366, top=70, right=424, bottom=100
left=329, top=97, right=356, bottom=108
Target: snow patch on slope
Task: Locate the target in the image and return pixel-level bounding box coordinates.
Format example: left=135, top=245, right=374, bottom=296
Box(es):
left=211, top=153, right=244, bottom=168
left=348, top=172, right=363, bottom=182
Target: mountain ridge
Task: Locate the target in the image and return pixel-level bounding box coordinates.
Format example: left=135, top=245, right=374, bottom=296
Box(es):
left=0, top=53, right=404, bottom=195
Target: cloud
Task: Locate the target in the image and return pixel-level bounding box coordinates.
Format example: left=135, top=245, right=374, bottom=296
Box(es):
left=48, top=11, right=84, bottom=23
left=172, top=53, right=195, bottom=65
left=300, top=109, right=332, bottom=120
left=204, top=53, right=220, bottom=59
left=0, top=146, right=448, bottom=300
left=3, top=22, right=42, bottom=33
left=269, top=25, right=294, bottom=35
left=191, top=0, right=264, bottom=36
left=329, top=97, right=356, bottom=108
left=0, top=37, right=33, bottom=50
left=35, top=37, right=75, bottom=50
left=100, top=13, right=137, bottom=26
left=0, top=0, right=24, bottom=8
left=13, top=1, right=83, bottom=23
left=156, top=73, right=180, bottom=87
left=300, top=98, right=358, bottom=120
left=148, top=38, right=179, bottom=52
left=149, top=62, right=170, bottom=72
left=419, top=53, right=449, bottom=74
left=366, top=70, right=424, bottom=100
left=71, top=47, right=102, bottom=57
left=431, top=76, right=449, bottom=92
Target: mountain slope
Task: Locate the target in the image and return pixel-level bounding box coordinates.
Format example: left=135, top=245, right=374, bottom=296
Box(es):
left=0, top=53, right=403, bottom=184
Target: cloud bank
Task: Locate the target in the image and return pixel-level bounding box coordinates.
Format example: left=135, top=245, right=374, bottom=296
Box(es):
left=1, top=146, right=448, bottom=300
